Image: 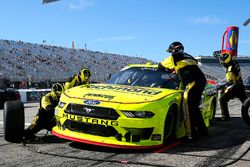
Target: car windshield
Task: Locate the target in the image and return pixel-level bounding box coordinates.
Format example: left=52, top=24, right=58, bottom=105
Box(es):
left=106, top=67, right=180, bottom=89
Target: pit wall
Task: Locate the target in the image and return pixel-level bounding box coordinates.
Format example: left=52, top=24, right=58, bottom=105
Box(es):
left=18, top=89, right=51, bottom=103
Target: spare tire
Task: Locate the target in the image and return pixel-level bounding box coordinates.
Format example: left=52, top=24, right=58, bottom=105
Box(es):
left=241, top=98, right=250, bottom=126
left=3, top=100, right=24, bottom=143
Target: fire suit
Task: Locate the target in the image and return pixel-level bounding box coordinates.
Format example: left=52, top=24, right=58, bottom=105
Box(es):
left=159, top=52, right=208, bottom=138
left=220, top=60, right=247, bottom=120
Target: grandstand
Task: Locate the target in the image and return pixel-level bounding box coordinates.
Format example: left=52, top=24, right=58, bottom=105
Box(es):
left=0, top=39, right=152, bottom=84
left=0, top=39, right=249, bottom=87
left=196, top=56, right=250, bottom=83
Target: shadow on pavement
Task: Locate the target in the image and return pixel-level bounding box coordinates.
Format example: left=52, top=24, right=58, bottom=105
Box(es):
left=22, top=117, right=250, bottom=154
left=24, top=134, right=69, bottom=145
left=69, top=142, right=157, bottom=153
left=166, top=117, right=250, bottom=154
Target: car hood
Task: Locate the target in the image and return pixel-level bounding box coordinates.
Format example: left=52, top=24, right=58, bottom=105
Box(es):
left=63, top=84, right=179, bottom=104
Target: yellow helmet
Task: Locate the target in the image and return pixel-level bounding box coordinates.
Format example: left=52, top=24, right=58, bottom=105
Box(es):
left=79, top=68, right=91, bottom=83
left=220, top=52, right=232, bottom=66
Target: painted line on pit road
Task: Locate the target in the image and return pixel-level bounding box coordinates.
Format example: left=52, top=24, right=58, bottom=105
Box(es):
left=0, top=121, right=31, bottom=126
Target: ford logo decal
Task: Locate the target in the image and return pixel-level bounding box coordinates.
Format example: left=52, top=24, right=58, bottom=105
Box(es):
left=84, top=100, right=101, bottom=105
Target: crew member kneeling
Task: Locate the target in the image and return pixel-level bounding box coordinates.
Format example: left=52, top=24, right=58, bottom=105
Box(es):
left=24, top=83, right=64, bottom=141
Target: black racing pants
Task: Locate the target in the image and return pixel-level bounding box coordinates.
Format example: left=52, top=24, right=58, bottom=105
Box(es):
left=26, top=108, right=55, bottom=136
left=187, top=81, right=207, bottom=136
left=220, top=84, right=247, bottom=118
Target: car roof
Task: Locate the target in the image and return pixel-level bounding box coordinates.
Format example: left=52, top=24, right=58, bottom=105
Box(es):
left=124, top=63, right=158, bottom=69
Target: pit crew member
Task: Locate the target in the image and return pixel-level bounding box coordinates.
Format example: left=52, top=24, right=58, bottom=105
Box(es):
left=64, top=68, right=91, bottom=90
left=24, top=83, right=64, bottom=140
left=158, top=41, right=208, bottom=139
left=217, top=52, right=247, bottom=121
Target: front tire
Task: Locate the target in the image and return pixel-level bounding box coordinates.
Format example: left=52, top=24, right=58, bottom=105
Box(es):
left=241, top=98, right=250, bottom=126
left=163, top=105, right=177, bottom=145
left=4, top=100, right=24, bottom=143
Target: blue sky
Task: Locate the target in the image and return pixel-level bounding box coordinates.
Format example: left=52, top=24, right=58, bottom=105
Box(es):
left=0, top=0, right=250, bottom=62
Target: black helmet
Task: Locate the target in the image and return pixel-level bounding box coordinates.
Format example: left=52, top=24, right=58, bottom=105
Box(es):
left=167, top=41, right=184, bottom=54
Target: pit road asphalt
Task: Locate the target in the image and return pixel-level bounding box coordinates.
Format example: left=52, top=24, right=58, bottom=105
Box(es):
left=0, top=100, right=250, bottom=167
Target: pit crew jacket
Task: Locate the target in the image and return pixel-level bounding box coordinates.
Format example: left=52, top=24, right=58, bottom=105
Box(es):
left=40, top=91, right=59, bottom=111
left=64, top=75, right=88, bottom=90
left=225, top=60, right=243, bottom=85
left=159, top=53, right=206, bottom=88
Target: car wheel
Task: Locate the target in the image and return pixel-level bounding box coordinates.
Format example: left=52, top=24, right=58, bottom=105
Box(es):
left=163, top=105, right=177, bottom=145
left=4, top=100, right=24, bottom=143
left=241, top=98, right=250, bottom=126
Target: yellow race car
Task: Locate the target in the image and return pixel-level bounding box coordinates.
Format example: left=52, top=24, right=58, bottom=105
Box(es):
left=52, top=63, right=217, bottom=149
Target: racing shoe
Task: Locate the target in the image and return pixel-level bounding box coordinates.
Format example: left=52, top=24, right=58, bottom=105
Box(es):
left=185, top=130, right=199, bottom=142
left=198, top=129, right=209, bottom=136
left=221, top=117, right=230, bottom=121
left=23, top=130, right=40, bottom=142
left=184, top=135, right=198, bottom=142
left=185, top=128, right=208, bottom=142
left=215, top=117, right=231, bottom=121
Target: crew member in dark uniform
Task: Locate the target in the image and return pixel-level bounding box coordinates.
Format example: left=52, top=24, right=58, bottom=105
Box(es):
left=217, top=52, right=247, bottom=121
left=159, top=41, right=208, bottom=139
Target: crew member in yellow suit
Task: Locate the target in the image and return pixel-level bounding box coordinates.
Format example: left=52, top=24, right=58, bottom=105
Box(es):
left=24, top=83, right=64, bottom=141
left=159, top=41, right=208, bottom=139
left=24, top=68, right=92, bottom=141
left=218, top=52, right=247, bottom=121
left=64, top=68, right=91, bottom=90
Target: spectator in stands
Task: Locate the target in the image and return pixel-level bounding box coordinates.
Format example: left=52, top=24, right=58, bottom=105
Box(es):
left=24, top=83, right=64, bottom=141
left=216, top=52, right=247, bottom=121
left=64, top=68, right=91, bottom=90
left=158, top=41, right=208, bottom=139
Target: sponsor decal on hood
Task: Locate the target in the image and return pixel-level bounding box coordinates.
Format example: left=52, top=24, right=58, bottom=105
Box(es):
left=89, top=85, right=162, bottom=96
left=64, top=84, right=178, bottom=104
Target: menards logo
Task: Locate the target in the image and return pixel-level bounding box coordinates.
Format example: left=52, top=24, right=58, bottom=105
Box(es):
left=89, top=85, right=162, bottom=96
left=63, top=113, right=118, bottom=126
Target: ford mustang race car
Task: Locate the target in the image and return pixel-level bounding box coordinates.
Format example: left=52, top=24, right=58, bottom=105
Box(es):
left=52, top=63, right=217, bottom=149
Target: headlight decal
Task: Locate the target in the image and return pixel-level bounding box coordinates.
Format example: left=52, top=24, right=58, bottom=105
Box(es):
left=122, top=111, right=155, bottom=118
left=58, top=101, right=66, bottom=108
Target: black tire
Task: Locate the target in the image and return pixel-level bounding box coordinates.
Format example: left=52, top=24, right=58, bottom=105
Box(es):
left=241, top=98, right=250, bottom=126
left=163, top=105, right=177, bottom=145
left=3, top=100, right=24, bottom=143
